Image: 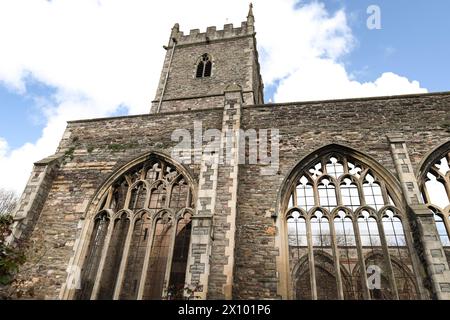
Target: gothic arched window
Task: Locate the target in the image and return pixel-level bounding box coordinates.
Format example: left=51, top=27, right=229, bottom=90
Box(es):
left=196, top=53, right=212, bottom=78
left=285, top=150, right=418, bottom=300
left=420, top=147, right=450, bottom=264
left=75, top=156, right=194, bottom=300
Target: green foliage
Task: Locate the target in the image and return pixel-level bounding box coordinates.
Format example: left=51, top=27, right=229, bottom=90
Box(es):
left=107, top=142, right=138, bottom=152
left=0, top=215, right=26, bottom=286
left=63, top=147, right=76, bottom=161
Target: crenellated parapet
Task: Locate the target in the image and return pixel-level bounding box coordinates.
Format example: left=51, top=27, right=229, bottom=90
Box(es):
left=166, top=3, right=255, bottom=47
left=168, top=21, right=255, bottom=47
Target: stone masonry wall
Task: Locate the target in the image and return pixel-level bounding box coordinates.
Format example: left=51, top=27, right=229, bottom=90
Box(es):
left=151, top=34, right=260, bottom=113
left=233, top=92, right=450, bottom=299
left=151, top=92, right=255, bottom=114
left=14, top=108, right=223, bottom=299
left=9, top=91, right=450, bottom=299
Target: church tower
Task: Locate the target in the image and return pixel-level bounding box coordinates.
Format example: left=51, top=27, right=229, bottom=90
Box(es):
left=151, top=4, right=264, bottom=113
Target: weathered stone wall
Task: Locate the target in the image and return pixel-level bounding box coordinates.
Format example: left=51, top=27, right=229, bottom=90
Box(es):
left=13, top=109, right=223, bottom=299
left=157, top=37, right=255, bottom=100
left=9, top=91, right=450, bottom=300
left=151, top=23, right=263, bottom=113
left=151, top=92, right=255, bottom=114
left=233, top=92, right=450, bottom=299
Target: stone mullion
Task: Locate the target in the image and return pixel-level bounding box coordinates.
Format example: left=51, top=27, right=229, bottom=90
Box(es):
left=306, top=217, right=317, bottom=300
left=165, top=183, right=173, bottom=208
left=90, top=217, right=116, bottom=299
left=352, top=217, right=371, bottom=299
left=137, top=217, right=157, bottom=300
left=342, top=157, right=349, bottom=175
left=186, top=187, right=192, bottom=209
left=329, top=218, right=344, bottom=299
left=293, top=187, right=298, bottom=208
left=105, top=187, right=114, bottom=209
left=379, top=181, right=391, bottom=205
left=112, top=215, right=136, bottom=299
left=140, top=164, right=147, bottom=180
left=161, top=217, right=179, bottom=299
left=124, top=174, right=133, bottom=187
left=159, top=163, right=166, bottom=180
left=143, top=184, right=151, bottom=208
left=124, top=184, right=134, bottom=210
left=335, top=182, right=343, bottom=207
left=313, top=183, right=320, bottom=209
left=357, top=180, right=366, bottom=207
left=376, top=218, right=400, bottom=300
left=320, top=157, right=327, bottom=176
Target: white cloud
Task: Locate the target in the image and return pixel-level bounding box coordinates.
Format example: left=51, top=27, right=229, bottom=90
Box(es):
left=0, top=138, right=8, bottom=158
left=0, top=0, right=428, bottom=194
left=274, top=60, right=427, bottom=102
left=257, top=1, right=354, bottom=84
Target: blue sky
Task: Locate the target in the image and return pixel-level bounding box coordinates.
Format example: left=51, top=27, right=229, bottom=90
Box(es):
left=265, top=0, right=450, bottom=102
left=0, top=78, right=57, bottom=149
left=337, top=0, right=449, bottom=90
left=0, top=0, right=449, bottom=192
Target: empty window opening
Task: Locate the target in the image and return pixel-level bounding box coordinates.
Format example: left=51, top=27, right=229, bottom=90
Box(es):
left=196, top=54, right=212, bottom=78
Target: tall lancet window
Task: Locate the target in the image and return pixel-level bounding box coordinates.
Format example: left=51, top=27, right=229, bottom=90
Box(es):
left=285, top=149, right=418, bottom=300
left=196, top=53, right=212, bottom=78
left=420, top=147, right=450, bottom=265
left=75, top=156, right=194, bottom=300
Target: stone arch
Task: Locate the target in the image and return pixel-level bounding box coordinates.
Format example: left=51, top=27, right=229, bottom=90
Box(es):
left=291, top=254, right=311, bottom=300
left=352, top=252, right=418, bottom=300
left=63, top=151, right=197, bottom=300
left=417, top=139, right=450, bottom=181
left=276, top=143, right=404, bottom=219
left=388, top=255, right=419, bottom=300
left=417, top=141, right=450, bottom=268
left=418, top=140, right=450, bottom=211
left=83, top=151, right=197, bottom=220
left=352, top=252, right=394, bottom=300
left=276, top=144, right=417, bottom=300
left=195, top=53, right=213, bottom=78
left=312, top=252, right=340, bottom=300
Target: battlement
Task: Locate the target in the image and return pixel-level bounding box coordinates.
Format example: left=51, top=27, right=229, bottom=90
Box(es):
left=167, top=21, right=255, bottom=47
left=167, top=4, right=256, bottom=47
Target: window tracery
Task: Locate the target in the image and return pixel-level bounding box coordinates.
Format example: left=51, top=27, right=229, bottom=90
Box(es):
left=75, top=156, right=194, bottom=300
left=421, top=150, right=450, bottom=264
left=286, top=152, right=418, bottom=300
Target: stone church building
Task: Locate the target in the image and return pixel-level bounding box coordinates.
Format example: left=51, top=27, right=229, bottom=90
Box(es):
left=7, top=7, right=450, bottom=300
